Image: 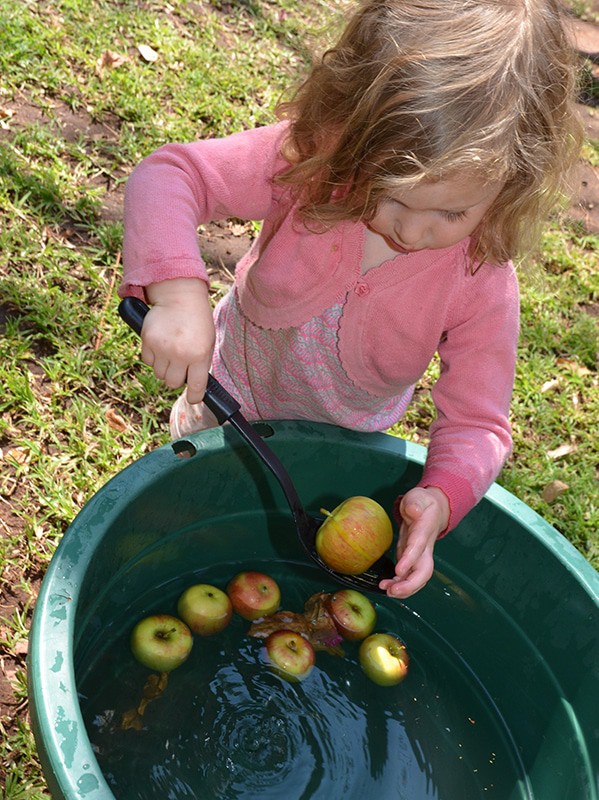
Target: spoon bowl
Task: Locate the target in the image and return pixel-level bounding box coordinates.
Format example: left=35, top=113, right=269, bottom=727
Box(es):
left=118, top=297, right=396, bottom=593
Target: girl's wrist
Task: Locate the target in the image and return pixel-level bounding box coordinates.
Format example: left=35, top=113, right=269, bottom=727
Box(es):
left=423, top=486, right=450, bottom=534
left=146, top=277, right=209, bottom=307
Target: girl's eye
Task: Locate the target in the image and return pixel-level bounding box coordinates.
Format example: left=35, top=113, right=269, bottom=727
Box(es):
left=443, top=210, right=467, bottom=222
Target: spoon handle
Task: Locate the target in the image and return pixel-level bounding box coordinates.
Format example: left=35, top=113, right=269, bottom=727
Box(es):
left=117, top=297, right=311, bottom=531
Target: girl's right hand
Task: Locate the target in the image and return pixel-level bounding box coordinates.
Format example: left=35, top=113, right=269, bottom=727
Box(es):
left=142, top=278, right=215, bottom=404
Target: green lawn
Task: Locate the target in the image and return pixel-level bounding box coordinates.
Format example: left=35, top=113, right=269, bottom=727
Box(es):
left=0, top=0, right=597, bottom=794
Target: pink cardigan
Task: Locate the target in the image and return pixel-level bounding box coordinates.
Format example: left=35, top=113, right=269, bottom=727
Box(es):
left=121, top=122, right=520, bottom=531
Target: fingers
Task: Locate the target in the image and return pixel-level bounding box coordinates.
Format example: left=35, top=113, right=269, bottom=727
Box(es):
left=139, top=350, right=208, bottom=404
left=379, top=550, right=435, bottom=598
left=185, top=362, right=208, bottom=405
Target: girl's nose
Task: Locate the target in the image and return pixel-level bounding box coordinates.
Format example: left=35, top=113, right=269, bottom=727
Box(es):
left=395, top=211, right=426, bottom=247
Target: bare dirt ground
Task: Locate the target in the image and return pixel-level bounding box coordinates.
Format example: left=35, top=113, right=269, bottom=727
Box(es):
left=0, top=11, right=598, bottom=767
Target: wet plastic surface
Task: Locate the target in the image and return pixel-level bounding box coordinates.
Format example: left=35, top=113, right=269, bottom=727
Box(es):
left=27, top=421, right=599, bottom=799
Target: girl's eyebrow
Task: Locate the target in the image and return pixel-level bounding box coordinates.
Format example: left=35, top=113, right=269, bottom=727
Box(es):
left=391, top=197, right=474, bottom=213
left=392, top=190, right=496, bottom=213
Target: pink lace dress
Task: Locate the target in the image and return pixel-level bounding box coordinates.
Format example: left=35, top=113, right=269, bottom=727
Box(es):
left=170, top=289, right=414, bottom=438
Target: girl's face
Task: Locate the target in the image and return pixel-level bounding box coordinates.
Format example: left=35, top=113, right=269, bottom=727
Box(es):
left=367, top=175, right=503, bottom=253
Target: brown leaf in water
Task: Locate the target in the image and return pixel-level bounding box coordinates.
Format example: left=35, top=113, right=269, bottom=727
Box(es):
left=303, top=592, right=344, bottom=655
left=121, top=707, right=144, bottom=731
left=248, top=593, right=344, bottom=656
left=120, top=672, right=169, bottom=731
left=248, top=610, right=311, bottom=639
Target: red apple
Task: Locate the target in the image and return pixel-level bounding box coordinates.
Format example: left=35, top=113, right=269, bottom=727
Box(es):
left=226, top=571, right=281, bottom=621
left=177, top=583, right=233, bottom=635
left=358, top=632, right=409, bottom=686
left=316, top=496, right=393, bottom=574
left=326, top=589, right=377, bottom=640
left=264, top=629, right=315, bottom=681
left=130, top=614, right=193, bottom=672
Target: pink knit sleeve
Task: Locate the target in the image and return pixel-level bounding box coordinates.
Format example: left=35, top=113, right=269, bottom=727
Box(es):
left=119, top=123, right=289, bottom=300
left=403, top=263, right=520, bottom=533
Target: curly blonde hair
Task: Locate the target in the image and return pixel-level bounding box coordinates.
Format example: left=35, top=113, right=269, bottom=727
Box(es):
left=276, top=0, right=583, bottom=266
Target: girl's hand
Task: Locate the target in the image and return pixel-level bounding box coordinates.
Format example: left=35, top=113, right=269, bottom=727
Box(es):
left=142, top=278, right=215, bottom=404
left=379, top=486, right=450, bottom=599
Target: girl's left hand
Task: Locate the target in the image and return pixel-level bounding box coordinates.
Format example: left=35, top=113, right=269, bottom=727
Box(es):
left=379, top=486, right=450, bottom=599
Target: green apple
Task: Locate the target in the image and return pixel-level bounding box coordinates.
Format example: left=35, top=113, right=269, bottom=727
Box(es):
left=226, top=571, right=281, bottom=621
left=325, top=589, right=376, bottom=640
left=176, top=583, right=233, bottom=635
left=264, top=629, right=315, bottom=681
left=316, top=496, right=393, bottom=574
left=358, top=632, right=409, bottom=686
left=130, top=614, right=193, bottom=672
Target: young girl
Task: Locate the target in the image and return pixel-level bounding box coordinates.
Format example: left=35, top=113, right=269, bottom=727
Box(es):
left=119, top=0, right=582, bottom=599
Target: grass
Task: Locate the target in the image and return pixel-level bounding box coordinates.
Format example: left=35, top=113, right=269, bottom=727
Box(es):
left=0, top=0, right=597, bottom=794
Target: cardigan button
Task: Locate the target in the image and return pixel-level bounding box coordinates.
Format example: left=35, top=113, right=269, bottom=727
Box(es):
left=354, top=281, right=370, bottom=297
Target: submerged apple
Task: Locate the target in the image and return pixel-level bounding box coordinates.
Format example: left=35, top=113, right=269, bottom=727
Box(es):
left=359, top=632, right=409, bottom=686
left=227, top=571, right=281, bottom=620
left=315, top=496, right=393, bottom=574
left=130, top=614, right=193, bottom=672
left=326, top=589, right=377, bottom=640
left=177, top=583, right=233, bottom=635
left=264, top=629, right=315, bottom=681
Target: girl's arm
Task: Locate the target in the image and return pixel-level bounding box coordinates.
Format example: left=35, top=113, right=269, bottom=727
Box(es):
left=382, top=264, right=519, bottom=598
left=119, top=122, right=289, bottom=398
left=420, top=263, right=519, bottom=528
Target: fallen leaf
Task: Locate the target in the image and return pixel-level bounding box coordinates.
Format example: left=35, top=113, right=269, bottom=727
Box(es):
left=96, top=50, right=128, bottom=74
left=14, top=640, right=28, bottom=656
left=106, top=407, right=128, bottom=432
left=138, top=44, right=159, bottom=63
left=0, top=107, right=14, bottom=130
left=3, top=447, right=29, bottom=465
left=540, top=378, right=559, bottom=393
left=541, top=480, right=569, bottom=503
left=546, top=443, right=576, bottom=460
left=556, top=358, right=592, bottom=377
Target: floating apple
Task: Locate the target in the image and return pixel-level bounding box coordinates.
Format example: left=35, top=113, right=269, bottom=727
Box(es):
left=227, top=571, right=281, bottom=621
left=264, top=629, right=315, bottom=681
left=358, top=632, right=409, bottom=686
left=326, top=589, right=377, bottom=641
left=130, top=614, right=193, bottom=672
left=316, top=496, right=393, bottom=574
left=177, top=583, right=233, bottom=636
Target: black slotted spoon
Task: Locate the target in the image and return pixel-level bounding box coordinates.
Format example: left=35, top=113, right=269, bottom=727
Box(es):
left=118, top=296, right=396, bottom=593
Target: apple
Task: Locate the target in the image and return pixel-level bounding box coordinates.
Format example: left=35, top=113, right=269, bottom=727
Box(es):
left=325, top=589, right=377, bottom=640
left=316, top=496, right=393, bottom=574
left=177, top=583, right=233, bottom=635
left=130, top=614, right=193, bottom=672
left=264, top=629, right=315, bottom=681
left=226, top=571, right=281, bottom=620
left=358, top=632, right=409, bottom=686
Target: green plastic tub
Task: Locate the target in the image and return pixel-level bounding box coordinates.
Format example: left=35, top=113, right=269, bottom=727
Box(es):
left=28, top=421, right=598, bottom=799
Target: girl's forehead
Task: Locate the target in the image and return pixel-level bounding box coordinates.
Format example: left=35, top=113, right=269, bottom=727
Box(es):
left=388, top=175, right=504, bottom=210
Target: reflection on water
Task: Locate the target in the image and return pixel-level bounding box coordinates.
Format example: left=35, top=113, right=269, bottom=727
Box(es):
left=79, top=562, right=530, bottom=800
